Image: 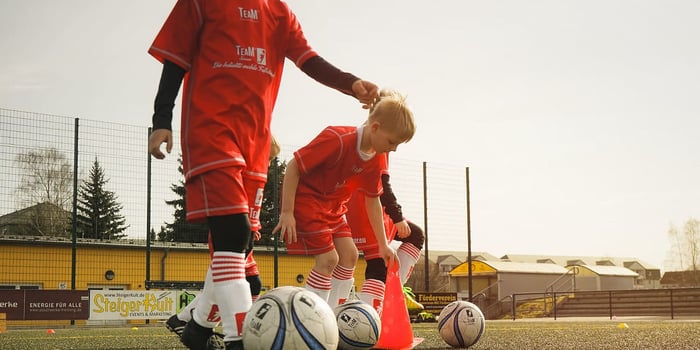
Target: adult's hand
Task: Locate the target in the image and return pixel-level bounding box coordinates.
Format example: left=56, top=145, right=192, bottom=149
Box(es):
left=352, top=80, right=380, bottom=109
left=149, top=129, right=172, bottom=159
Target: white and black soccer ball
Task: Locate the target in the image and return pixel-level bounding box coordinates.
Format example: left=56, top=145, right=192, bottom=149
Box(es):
left=437, top=301, right=485, bottom=348
left=242, top=286, right=339, bottom=349
left=334, top=300, right=381, bottom=350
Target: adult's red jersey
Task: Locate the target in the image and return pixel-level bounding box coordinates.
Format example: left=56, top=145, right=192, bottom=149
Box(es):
left=149, top=0, right=317, bottom=179
left=293, top=126, right=388, bottom=220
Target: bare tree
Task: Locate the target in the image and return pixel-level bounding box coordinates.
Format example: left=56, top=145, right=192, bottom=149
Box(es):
left=668, top=223, right=685, bottom=271
left=14, top=148, right=73, bottom=236
left=668, top=218, right=700, bottom=274
left=684, top=219, right=700, bottom=272
left=406, top=256, right=447, bottom=292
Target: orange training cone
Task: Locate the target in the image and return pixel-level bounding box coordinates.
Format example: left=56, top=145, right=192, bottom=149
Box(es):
left=375, top=261, right=413, bottom=349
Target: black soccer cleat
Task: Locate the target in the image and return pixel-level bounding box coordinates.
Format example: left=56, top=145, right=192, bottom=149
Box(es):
left=181, top=320, right=214, bottom=350
left=165, top=314, right=187, bottom=337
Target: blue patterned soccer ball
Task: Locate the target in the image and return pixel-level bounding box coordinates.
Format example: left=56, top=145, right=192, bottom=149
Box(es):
left=242, top=286, right=339, bottom=349
left=334, top=300, right=381, bottom=349
left=437, top=301, right=485, bottom=348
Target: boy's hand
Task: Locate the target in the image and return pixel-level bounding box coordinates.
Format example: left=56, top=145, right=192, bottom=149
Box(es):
left=395, top=220, right=411, bottom=239
left=352, top=80, right=380, bottom=109
left=149, top=129, right=172, bottom=159
left=273, top=212, right=297, bottom=244
left=378, top=244, right=398, bottom=267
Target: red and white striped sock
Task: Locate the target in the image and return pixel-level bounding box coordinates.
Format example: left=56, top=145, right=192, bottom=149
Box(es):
left=328, top=265, right=355, bottom=308
left=305, top=269, right=332, bottom=302
left=211, top=251, right=251, bottom=342
left=359, top=279, right=385, bottom=316
left=398, top=242, right=421, bottom=284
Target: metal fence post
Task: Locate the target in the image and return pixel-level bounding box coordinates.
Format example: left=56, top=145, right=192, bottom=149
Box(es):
left=422, top=162, right=429, bottom=291
left=146, top=127, right=152, bottom=290
left=70, top=117, right=80, bottom=326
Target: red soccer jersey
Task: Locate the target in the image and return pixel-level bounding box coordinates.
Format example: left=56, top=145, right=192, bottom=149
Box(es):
left=293, top=126, right=388, bottom=221
left=149, top=0, right=317, bottom=180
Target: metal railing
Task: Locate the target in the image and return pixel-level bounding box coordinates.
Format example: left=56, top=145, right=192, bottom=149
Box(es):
left=507, top=287, right=700, bottom=320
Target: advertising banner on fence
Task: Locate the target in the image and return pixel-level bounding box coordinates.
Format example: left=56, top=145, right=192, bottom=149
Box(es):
left=0, top=290, right=26, bottom=320
left=414, top=292, right=458, bottom=314
left=0, top=290, right=89, bottom=320
left=89, top=290, right=200, bottom=320
left=0, top=289, right=200, bottom=321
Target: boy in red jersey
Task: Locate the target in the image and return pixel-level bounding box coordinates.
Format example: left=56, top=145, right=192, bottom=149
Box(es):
left=345, top=166, right=425, bottom=314
left=147, top=1, right=379, bottom=349
left=274, top=90, right=416, bottom=308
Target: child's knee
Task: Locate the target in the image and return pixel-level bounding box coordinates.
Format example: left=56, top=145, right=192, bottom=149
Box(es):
left=335, top=237, right=360, bottom=268
left=315, top=251, right=339, bottom=274
left=337, top=246, right=358, bottom=267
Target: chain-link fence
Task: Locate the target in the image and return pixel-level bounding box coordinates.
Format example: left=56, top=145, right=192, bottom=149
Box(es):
left=0, top=108, right=470, bottom=295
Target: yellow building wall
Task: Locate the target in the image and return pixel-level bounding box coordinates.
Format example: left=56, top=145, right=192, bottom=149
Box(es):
left=1, top=243, right=368, bottom=290
left=0, top=241, right=368, bottom=326
left=573, top=266, right=597, bottom=277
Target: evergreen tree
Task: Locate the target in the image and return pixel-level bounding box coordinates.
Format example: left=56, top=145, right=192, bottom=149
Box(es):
left=160, top=157, right=209, bottom=243
left=257, top=156, right=286, bottom=246
left=76, top=158, right=129, bottom=240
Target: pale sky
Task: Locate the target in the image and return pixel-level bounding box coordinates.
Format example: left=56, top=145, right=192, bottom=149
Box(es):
left=1, top=1, right=699, bottom=272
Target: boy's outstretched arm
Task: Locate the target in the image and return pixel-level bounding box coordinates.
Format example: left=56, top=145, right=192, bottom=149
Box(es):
left=380, top=173, right=411, bottom=238
left=365, top=195, right=398, bottom=266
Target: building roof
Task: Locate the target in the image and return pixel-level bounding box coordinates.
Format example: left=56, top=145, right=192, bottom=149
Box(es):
left=579, top=265, right=639, bottom=277
left=500, top=253, right=659, bottom=270
left=0, top=202, right=67, bottom=226
left=660, top=270, right=700, bottom=286
left=424, top=250, right=499, bottom=263
left=450, top=260, right=569, bottom=276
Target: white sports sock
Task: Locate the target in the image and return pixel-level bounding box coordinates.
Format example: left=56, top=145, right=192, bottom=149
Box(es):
left=305, top=269, right=332, bottom=302
left=328, top=265, right=355, bottom=309
left=191, top=267, right=221, bottom=328
left=359, top=279, right=385, bottom=315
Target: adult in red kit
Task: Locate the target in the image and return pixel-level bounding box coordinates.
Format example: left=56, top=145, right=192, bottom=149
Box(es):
left=147, top=1, right=379, bottom=349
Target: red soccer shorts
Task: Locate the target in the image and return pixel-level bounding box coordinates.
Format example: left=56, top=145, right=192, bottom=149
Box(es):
left=185, top=167, right=265, bottom=229
left=285, top=213, right=353, bottom=256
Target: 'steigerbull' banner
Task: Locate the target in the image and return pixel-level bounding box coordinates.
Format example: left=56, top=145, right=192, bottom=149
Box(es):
left=89, top=290, right=199, bottom=320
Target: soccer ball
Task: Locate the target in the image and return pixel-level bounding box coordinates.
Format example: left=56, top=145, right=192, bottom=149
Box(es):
left=334, top=300, right=382, bottom=349
left=437, top=301, right=485, bottom=348
left=242, top=286, right=339, bottom=349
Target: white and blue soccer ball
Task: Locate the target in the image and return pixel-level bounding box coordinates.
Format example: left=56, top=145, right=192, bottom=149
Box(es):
left=242, top=286, right=339, bottom=350
left=437, top=300, right=485, bottom=348
left=334, top=300, right=381, bottom=350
